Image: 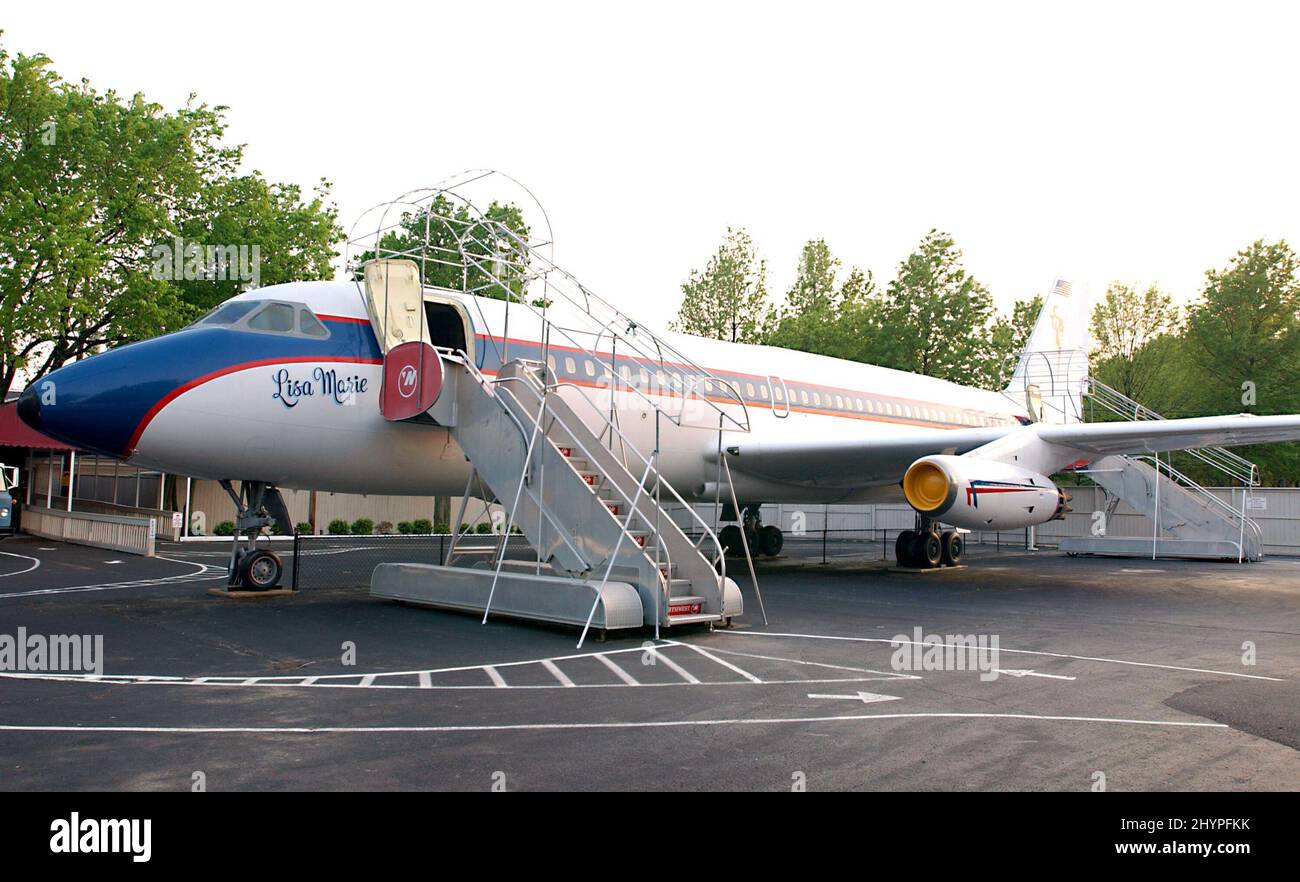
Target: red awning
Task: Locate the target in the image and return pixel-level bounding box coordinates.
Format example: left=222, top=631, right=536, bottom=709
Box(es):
left=0, top=401, right=73, bottom=451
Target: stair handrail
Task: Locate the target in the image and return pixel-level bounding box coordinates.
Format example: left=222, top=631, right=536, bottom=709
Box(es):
left=1131, top=454, right=1262, bottom=553
left=439, top=348, right=593, bottom=572
left=1085, top=377, right=1260, bottom=487
left=500, top=361, right=727, bottom=596
left=455, top=217, right=751, bottom=434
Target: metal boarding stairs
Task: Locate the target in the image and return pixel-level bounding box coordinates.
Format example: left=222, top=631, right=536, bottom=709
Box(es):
left=1006, top=352, right=1262, bottom=561
left=348, top=175, right=752, bottom=643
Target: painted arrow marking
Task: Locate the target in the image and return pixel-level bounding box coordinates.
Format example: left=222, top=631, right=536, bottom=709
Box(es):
left=807, top=691, right=901, bottom=704
left=994, top=669, right=1076, bottom=681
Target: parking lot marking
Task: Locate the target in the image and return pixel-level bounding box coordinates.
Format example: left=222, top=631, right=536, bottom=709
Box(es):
left=995, top=669, right=1076, bottom=681
left=594, top=653, right=640, bottom=686
left=484, top=666, right=508, bottom=688
left=670, top=641, right=761, bottom=683
left=418, top=672, right=431, bottom=688
left=0, top=713, right=1230, bottom=736
left=0, top=555, right=225, bottom=599
left=645, top=646, right=699, bottom=684
left=540, top=659, right=575, bottom=687
left=0, top=552, right=41, bottom=578
left=719, top=631, right=1285, bottom=682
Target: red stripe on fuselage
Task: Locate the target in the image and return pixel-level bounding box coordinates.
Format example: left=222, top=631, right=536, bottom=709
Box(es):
left=123, top=356, right=384, bottom=456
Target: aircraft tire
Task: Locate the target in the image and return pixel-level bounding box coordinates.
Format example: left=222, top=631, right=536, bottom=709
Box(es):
left=895, top=530, right=915, bottom=567
left=240, top=549, right=282, bottom=591
left=911, top=532, right=942, bottom=568
left=719, top=524, right=744, bottom=558
left=941, top=530, right=963, bottom=566
left=758, top=524, right=784, bottom=556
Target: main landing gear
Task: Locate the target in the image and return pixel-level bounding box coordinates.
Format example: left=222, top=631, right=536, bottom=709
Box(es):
left=219, top=479, right=291, bottom=591
left=895, top=523, right=963, bottom=569
left=719, top=504, right=783, bottom=558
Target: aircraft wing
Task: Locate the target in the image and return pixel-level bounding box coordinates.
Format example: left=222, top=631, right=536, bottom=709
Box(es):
left=718, top=427, right=1009, bottom=488
left=720, top=413, right=1300, bottom=489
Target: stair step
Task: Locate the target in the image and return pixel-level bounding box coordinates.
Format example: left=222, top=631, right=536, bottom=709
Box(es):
left=667, top=578, right=694, bottom=595
left=667, top=596, right=705, bottom=617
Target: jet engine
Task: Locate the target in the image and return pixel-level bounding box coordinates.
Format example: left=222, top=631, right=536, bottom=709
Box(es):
left=902, top=455, right=1069, bottom=531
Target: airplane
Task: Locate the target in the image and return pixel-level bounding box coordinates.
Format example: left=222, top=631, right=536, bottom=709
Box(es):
left=16, top=259, right=1300, bottom=594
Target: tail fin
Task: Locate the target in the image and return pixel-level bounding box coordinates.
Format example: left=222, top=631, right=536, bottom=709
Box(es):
left=1005, top=278, right=1093, bottom=423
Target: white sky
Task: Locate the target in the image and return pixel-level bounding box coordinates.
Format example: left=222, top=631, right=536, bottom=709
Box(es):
left=6, top=1, right=1300, bottom=328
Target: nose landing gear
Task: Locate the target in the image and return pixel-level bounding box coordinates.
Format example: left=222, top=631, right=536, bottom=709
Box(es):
left=219, top=479, right=290, bottom=591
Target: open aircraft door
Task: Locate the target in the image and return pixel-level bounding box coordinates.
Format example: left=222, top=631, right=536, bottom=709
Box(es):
left=363, top=259, right=448, bottom=421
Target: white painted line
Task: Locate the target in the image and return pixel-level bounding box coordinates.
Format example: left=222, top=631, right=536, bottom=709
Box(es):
left=699, top=644, right=919, bottom=679
left=230, top=643, right=664, bottom=682
left=807, top=691, right=901, bottom=704
left=995, top=669, right=1076, bottom=681
left=483, top=666, right=508, bottom=688
left=358, top=674, right=376, bottom=687
left=646, top=647, right=699, bottom=684
left=594, top=653, right=640, bottom=686
left=540, top=659, right=575, bottom=688
left=670, top=641, right=762, bottom=683
left=299, top=677, right=318, bottom=686
left=418, top=671, right=431, bottom=688
left=0, top=552, right=41, bottom=578
left=0, top=713, right=1230, bottom=736
left=0, top=554, right=225, bottom=598
left=0, top=671, right=894, bottom=691
left=718, top=631, right=1285, bottom=682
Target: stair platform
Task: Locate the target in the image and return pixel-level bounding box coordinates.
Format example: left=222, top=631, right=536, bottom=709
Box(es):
left=371, top=563, right=645, bottom=630
left=1059, top=536, right=1247, bottom=561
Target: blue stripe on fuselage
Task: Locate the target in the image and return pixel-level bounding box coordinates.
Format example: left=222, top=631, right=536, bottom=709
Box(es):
left=35, top=319, right=383, bottom=458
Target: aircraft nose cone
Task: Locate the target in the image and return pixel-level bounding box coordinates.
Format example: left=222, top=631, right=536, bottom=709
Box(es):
left=16, top=385, right=40, bottom=432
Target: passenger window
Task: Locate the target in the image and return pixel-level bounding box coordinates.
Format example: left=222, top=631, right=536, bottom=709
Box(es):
left=564, top=357, right=577, bottom=375
left=248, top=303, right=295, bottom=333
left=800, top=390, right=809, bottom=405
left=584, top=360, right=596, bottom=378
left=773, top=385, right=784, bottom=402
left=299, top=310, right=328, bottom=338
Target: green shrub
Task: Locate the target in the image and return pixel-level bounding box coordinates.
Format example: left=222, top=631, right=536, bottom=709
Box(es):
left=351, top=518, right=374, bottom=535
left=433, top=522, right=450, bottom=534
left=376, top=520, right=395, bottom=534
left=214, top=521, right=235, bottom=536
left=412, top=518, right=433, bottom=534
left=295, top=522, right=313, bottom=535
left=458, top=522, right=472, bottom=535
left=328, top=519, right=350, bottom=535
left=397, top=521, right=414, bottom=535
left=475, top=522, right=492, bottom=534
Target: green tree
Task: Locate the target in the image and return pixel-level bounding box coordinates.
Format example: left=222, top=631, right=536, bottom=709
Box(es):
left=0, top=36, right=341, bottom=399
left=671, top=227, right=772, bottom=343
left=1181, top=240, right=1300, bottom=483
left=1089, top=282, right=1179, bottom=401
left=351, top=195, right=532, bottom=302
left=980, top=294, right=1043, bottom=389
left=767, top=239, right=881, bottom=359
left=877, top=230, right=996, bottom=382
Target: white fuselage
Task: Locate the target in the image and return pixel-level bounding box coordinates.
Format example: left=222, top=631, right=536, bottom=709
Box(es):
left=125, top=281, right=1026, bottom=504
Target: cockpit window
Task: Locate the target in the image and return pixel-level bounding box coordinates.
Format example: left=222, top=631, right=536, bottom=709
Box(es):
left=199, top=301, right=259, bottom=326
left=247, top=302, right=296, bottom=333
left=299, top=309, right=328, bottom=338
